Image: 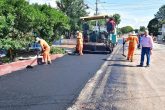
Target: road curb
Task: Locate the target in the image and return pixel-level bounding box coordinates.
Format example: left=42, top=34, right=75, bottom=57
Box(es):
left=67, top=45, right=121, bottom=110
left=0, top=54, right=64, bottom=76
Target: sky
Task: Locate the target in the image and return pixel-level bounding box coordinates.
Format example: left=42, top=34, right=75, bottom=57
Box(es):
left=29, top=0, right=165, bottom=29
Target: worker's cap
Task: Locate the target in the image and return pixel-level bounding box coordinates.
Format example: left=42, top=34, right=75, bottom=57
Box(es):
left=131, top=31, right=137, bottom=36
left=76, top=31, right=80, bottom=34
left=36, top=37, right=41, bottom=42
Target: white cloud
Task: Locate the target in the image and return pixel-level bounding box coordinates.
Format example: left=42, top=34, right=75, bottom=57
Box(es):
left=96, top=9, right=154, bottom=29
left=118, top=12, right=154, bottom=29
left=29, top=0, right=57, bottom=8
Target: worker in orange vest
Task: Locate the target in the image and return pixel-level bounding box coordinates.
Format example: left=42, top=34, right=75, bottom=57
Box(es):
left=36, top=37, right=51, bottom=64
left=124, top=32, right=139, bottom=62
left=76, top=31, right=83, bottom=55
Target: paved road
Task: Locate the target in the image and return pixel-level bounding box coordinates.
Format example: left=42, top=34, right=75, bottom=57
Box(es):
left=0, top=54, right=109, bottom=110
left=69, top=41, right=165, bottom=110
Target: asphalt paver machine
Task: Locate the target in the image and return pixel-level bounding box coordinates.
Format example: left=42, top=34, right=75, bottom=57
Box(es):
left=80, top=15, right=117, bottom=54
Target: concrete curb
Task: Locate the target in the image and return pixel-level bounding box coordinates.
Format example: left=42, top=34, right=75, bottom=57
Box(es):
left=67, top=45, right=121, bottom=110
left=0, top=54, right=64, bottom=76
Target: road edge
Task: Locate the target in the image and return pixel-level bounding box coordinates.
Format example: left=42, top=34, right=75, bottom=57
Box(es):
left=67, top=45, right=121, bottom=110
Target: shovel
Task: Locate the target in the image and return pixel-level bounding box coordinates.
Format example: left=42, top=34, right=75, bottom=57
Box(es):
left=122, top=38, right=126, bottom=57
left=26, top=55, right=38, bottom=69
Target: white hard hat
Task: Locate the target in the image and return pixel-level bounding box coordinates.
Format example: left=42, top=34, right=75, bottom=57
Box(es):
left=131, top=31, right=137, bottom=36
left=36, top=37, right=41, bottom=42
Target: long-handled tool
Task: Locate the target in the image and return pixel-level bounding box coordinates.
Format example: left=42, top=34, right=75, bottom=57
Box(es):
left=26, top=50, right=41, bottom=69
left=26, top=55, right=38, bottom=69
left=122, top=38, right=126, bottom=57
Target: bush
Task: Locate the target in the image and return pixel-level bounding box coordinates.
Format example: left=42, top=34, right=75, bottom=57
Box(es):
left=50, top=47, right=65, bottom=54
left=0, top=38, right=31, bottom=50
left=0, top=57, right=10, bottom=63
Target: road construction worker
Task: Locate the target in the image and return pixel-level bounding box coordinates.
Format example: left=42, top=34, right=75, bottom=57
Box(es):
left=36, top=37, right=51, bottom=64
left=76, top=31, right=83, bottom=55
left=124, top=31, right=139, bottom=62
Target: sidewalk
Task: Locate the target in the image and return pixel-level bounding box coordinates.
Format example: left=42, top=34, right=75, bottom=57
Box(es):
left=68, top=43, right=165, bottom=110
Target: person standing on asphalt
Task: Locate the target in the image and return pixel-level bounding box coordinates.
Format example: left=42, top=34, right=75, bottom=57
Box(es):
left=137, top=33, right=143, bottom=49
left=36, top=37, right=51, bottom=64
left=76, top=31, right=83, bottom=55
left=124, top=31, right=139, bottom=62
left=138, top=30, right=154, bottom=67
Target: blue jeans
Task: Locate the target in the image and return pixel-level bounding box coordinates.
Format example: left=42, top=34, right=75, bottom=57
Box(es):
left=140, top=47, right=151, bottom=66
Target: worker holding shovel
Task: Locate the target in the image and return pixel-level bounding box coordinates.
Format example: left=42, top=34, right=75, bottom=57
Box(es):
left=123, top=32, right=139, bottom=62
left=36, top=37, right=51, bottom=64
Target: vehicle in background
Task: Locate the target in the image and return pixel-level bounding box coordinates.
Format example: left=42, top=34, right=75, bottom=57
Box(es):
left=80, top=15, right=117, bottom=54
left=28, top=42, right=41, bottom=51
left=0, top=49, right=7, bottom=58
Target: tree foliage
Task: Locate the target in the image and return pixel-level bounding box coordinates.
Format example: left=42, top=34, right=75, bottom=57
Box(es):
left=56, top=0, right=88, bottom=31
left=0, top=0, right=70, bottom=50
left=120, top=26, right=133, bottom=34
left=155, top=5, right=165, bottom=21
left=147, top=18, right=160, bottom=36
left=139, top=26, right=146, bottom=32
left=113, top=14, right=121, bottom=25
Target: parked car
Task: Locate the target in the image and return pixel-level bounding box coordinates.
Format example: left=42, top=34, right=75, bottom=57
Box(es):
left=28, top=42, right=41, bottom=51
left=0, top=49, right=7, bottom=58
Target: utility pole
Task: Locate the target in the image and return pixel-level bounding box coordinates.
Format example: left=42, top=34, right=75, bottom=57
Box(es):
left=96, top=0, right=98, bottom=15
left=95, top=0, right=98, bottom=44
left=95, top=0, right=98, bottom=27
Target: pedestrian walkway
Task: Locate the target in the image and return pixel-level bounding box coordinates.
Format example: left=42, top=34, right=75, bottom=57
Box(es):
left=68, top=43, right=165, bottom=110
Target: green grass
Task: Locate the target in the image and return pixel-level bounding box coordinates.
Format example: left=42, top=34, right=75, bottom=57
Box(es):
left=50, top=47, right=65, bottom=54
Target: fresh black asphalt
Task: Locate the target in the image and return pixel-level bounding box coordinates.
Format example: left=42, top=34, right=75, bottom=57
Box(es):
left=0, top=54, right=109, bottom=110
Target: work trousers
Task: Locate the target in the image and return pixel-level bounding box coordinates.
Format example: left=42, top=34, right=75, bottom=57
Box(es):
left=76, top=44, right=83, bottom=55
left=127, top=47, right=135, bottom=61
left=140, top=47, right=151, bottom=66
left=43, top=48, right=51, bottom=64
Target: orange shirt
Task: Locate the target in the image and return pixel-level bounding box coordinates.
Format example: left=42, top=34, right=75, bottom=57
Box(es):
left=126, top=35, right=138, bottom=48
left=40, top=39, right=50, bottom=50
left=77, top=32, right=83, bottom=45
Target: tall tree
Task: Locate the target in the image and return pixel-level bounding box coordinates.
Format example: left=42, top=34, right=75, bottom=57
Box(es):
left=155, top=5, right=165, bottom=21
left=0, top=0, right=70, bottom=43
left=139, top=26, right=146, bottom=32
left=113, top=14, right=121, bottom=26
left=147, top=18, right=160, bottom=36
left=56, top=0, right=88, bottom=31
left=121, top=26, right=133, bottom=34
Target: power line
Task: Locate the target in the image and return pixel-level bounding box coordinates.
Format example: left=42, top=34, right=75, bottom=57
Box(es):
left=99, top=3, right=109, bottom=14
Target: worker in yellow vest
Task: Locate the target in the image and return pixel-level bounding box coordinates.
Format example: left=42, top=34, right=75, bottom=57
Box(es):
left=124, top=32, right=139, bottom=62
left=76, top=31, right=83, bottom=55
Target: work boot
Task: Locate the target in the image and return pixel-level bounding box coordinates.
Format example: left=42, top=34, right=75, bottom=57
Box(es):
left=48, top=61, right=51, bottom=64
left=146, top=65, right=150, bottom=67
left=137, top=64, right=143, bottom=67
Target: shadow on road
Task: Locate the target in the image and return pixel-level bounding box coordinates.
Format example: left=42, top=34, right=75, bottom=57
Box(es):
left=102, top=59, right=128, bottom=62
left=108, top=63, right=136, bottom=67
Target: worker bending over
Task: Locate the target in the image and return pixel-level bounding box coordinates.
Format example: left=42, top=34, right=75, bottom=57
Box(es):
left=124, top=32, right=139, bottom=62
left=76, top=31, right=83, bottom=55
left=36, top=37, right=51, bottom=64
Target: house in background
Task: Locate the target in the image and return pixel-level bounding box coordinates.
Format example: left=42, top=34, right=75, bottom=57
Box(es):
left=158, top=24, right=165, bottom=41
